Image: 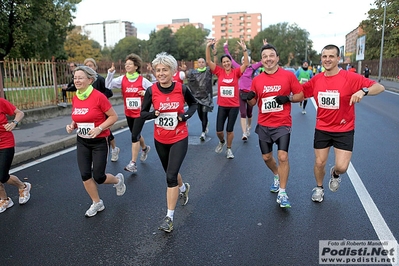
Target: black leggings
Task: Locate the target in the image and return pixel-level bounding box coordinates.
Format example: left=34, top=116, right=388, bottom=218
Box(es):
left=0, top=147, right=14, bottom=183
left=154, top=137, right=188, bottom=187
left=76, top=136, right=108, bottom=183
left=216, top=106, right=239, bottom=132
left=197, top=104, right=209, bottom=132
left=126, top=116, right=145, bottom=143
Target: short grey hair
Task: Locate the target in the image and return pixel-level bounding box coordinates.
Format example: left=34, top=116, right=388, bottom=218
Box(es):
left=151, top=52, right=177, bottom=74
left=74, top=66, right=97, bottom=84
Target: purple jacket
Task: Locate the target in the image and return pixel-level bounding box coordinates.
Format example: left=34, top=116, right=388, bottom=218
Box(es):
left=224, top=45, right=263, bottom=91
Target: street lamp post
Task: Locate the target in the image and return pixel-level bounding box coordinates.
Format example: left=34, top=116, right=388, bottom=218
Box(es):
left=378, top=0, right=387, bottom=82
left=138, top=44, right=142, bottom=58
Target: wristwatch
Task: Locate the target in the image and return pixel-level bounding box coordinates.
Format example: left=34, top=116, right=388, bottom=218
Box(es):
left=361, top=88, right=369, bottom=96
left=12, top=120, right=18, bottom=125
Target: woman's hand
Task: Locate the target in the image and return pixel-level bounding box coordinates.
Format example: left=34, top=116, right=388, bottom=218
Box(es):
left=108, top=62, right=115, bottom=73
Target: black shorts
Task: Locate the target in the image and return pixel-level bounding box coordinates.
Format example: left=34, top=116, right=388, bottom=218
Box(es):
left=255, top=125, right=291, bottom=153
left=314, top=129, right=354, bottom=151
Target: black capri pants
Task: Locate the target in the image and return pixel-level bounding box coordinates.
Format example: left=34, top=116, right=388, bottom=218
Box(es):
left=76, top=136, right=108, bottom=183
left=126, top=116, right=145, bottom=143
left=0, top=147, right=14, bottom=183
left=216, top=106, right=239, bottom=132
left=154, top=137, right=188, bottom=188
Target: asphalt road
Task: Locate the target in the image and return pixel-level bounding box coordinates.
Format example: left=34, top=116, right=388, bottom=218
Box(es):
left=2, top=90, right=399, bottom=266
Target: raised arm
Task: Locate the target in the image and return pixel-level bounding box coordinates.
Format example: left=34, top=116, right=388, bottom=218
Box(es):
left=205, top=39, right=217, bottom=72
left=238, top=39, right=249, bottom=74
left=223, top=41, right=240, bottom=68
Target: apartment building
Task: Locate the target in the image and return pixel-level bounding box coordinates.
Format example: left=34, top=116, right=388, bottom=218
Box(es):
left=344, top=26, right=365, bottom=64
left=212, top=11, right=262, bottom=40
left=82, top=20, right=137, bottom=48
left=156, top=18, right=204, bottom=33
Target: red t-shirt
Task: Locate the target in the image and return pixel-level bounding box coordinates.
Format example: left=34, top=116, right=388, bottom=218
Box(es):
left=71, top=89, right=112, bottom=138
left=212, top=65, right=242, bottom=107
left=121, top=75, right=145, bottom=118
left=302, top=70, right=376, bottom=132
left=151, top=82, right=188, bottom=144
left=250, top=68, right=303, bottom=127
left=0, top=98, right=16, bottom=149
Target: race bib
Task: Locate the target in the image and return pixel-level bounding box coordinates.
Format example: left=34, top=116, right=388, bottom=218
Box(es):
left=220, top=86, right=234, bottom=98
left=126, top=97, right=141, bottom=109
left=261, top=96, right=283, bottom=113
left=155, top=112, right=178, bottom=130
left=76, top=122, right=95, bottom=138
left=318, top=91, right=339, bottom=109
left=300, top=78, right=309, bottom=84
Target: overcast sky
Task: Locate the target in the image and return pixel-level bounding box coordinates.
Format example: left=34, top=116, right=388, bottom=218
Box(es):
left=73, top=0, right=374, bottom=52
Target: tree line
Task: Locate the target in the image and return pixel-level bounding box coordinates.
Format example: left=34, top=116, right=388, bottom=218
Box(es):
left=1, top=0, right=398, bottom=67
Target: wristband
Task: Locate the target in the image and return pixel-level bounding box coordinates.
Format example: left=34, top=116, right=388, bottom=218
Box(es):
left=98, top=126, right=103, bottom=131
left=243, top=49, right=248, bottom=52
left=12, top=120, right=18, bottom=125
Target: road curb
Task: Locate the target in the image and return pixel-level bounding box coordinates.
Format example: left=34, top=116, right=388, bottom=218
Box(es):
left=12, top=119, right=128, bottom=166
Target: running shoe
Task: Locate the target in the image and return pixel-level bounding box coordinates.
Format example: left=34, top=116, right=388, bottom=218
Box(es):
left=226, top=148, right=234, bottom=159
left=311, top=187, right=324, bottom=202
left=0, top=197, right=14, bottom=213
left=124, top=161, right=137, bottom=173
left=328, top=166, right=341, bottom=192
left=199, top=132, right=206, bottom=141
left=242, top=134, right=248, bottom=141
left=302, top=110, right=306, bottom=114
left=246, top=126, right=251, bottom=137
left=215, top=141, right=226, bottom=153
left=114, top=173, right=126, bottom=196
left=111, top=147, right=120, bottom=162
left=180, top=183, right=191, bottom=206
left=19, top=182, right=31, bottom=204
left=158, top=216, right=173, bottom=233
left=270, top=178, right=280, bottom=193
left=140, top=146, right=151, bottom=162
left=277, top=192, right=291, bottom=208
left=85, top=200, right=105, bottom=217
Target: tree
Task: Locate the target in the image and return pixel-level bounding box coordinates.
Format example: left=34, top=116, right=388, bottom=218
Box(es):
left=147, top=27, right=178, bottom=60
left=64, top=28, right=102, bottom=63
left=249, top=22, right=317, bottom=67
left=360, top=0, right=399, bottom=60
left=174, top=25, right=210, bottom=61
left=111, top=36, right=142, bottom=62
left=0, top=0, right=81, bottom=61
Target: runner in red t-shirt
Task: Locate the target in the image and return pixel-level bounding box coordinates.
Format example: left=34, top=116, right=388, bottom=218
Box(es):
left=66, top=66, right=126, bottom=217
left=0, top=98, right=31, bottom=213
left=247, top=44, right=304, bottom=208
left=106, top=53, right=153, bottom=173
left=302, top=44, right=385, bottom=203
left=205, top=38, right=249, bottom=159
left=141, top=52, right=197, bottom=233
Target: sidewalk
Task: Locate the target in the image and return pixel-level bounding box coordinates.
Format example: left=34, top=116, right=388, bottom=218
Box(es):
left=10, top=79, right=399, bottom=166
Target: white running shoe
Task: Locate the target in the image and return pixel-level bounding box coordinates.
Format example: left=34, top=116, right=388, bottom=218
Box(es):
left=215, top=141, right=226, bottom=153
left=124, top=161, right=137, bottom=173
left=111, top=147, right=120, bottom=162
left=199, top=132, right=206, bottom=141
left=0, top=197, right=14, bottom=213
left=114, top=173, right=126, bottom=196
left=85, top=200, right=105, bottom=217
left=226, top=148, right=234, bottom=159
left=19, top=182, right=31, bottom=204
left=140, top=146, right=151, bottom=162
